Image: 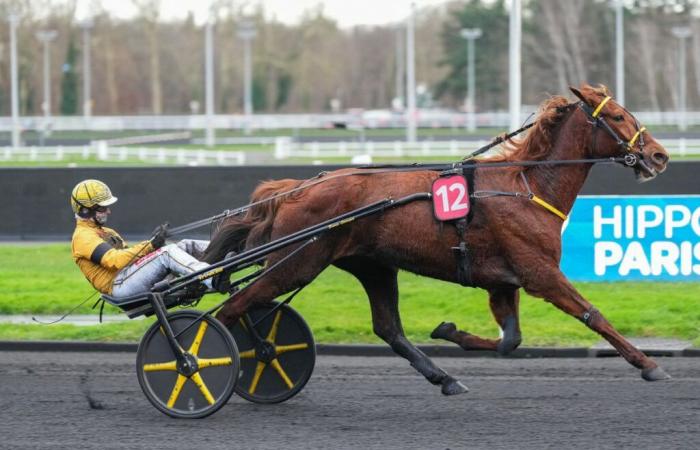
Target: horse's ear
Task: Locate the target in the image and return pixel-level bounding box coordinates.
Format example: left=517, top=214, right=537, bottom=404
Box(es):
left=569, top=86, right=585, bottom=102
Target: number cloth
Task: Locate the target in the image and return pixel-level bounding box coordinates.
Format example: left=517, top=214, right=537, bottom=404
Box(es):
left=432, top=175, right=470, bottom=221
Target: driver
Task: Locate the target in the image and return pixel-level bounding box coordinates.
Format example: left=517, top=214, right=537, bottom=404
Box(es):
left=70, top=179, right=216, bottom=298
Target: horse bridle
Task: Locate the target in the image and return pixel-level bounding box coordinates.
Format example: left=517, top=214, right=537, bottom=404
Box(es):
left=577, top=96, right=652, bottom=174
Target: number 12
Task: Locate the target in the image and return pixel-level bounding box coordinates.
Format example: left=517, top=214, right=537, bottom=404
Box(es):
left=435, top=183, right=468, bottom=212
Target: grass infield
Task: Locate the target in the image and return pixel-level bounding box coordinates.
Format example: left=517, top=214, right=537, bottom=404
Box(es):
left=0, top=244, right=698, bottom=347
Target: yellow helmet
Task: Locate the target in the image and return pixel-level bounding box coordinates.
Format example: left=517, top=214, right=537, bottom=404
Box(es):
left=70, top=179, right=118, bottom=216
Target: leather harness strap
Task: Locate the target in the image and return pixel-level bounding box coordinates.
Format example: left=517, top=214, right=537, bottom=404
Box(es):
left=450, top=167, right=476, bottom=287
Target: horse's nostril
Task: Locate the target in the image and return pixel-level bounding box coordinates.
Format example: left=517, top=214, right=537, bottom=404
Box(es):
left=652, top=152, right=669, bottom=165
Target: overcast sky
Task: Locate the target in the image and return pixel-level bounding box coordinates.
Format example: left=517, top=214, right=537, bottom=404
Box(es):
left=75, top=0, right=456, bottom=27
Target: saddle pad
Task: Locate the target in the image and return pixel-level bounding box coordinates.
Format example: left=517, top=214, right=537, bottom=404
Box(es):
left=432, top=174, right=470, bottom=221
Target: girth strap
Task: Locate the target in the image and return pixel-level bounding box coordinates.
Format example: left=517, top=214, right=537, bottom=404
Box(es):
left=452, top=218, right=473, bottom=287
left=450, top=167, right=475, bottom=287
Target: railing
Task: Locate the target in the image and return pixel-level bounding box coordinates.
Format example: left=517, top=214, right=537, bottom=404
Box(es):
left=2, top=137, right=696, bottom=166
left=274, top=137, right=700, bottom=160
left=100, top=131, right=192, bottom=146
left=4, top=110, right=700, bottom=132
left=0, top=145, right=246, bottom=166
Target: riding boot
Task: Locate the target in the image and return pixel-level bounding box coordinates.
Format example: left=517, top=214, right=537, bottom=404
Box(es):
left=212, top=251, right=237, bottom=294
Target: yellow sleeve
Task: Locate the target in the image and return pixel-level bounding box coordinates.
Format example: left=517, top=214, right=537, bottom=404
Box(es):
left=99, top=241, right=154, bottom=270
left=73, top=227, right=153, bottom=270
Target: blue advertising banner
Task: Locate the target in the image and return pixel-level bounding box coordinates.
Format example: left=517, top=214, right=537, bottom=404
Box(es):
left=561, top=196, right=700, bottom=281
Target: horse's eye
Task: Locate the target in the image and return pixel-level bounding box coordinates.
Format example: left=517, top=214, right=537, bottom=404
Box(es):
left=613, top=115, right=624, bottom=122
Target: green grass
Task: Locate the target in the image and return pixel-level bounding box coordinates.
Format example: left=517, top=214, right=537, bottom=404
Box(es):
left=1, top=243, right=698, bottom=346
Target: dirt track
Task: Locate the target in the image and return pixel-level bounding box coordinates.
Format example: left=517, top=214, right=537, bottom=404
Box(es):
left=0, top=351, right=698, bottom=449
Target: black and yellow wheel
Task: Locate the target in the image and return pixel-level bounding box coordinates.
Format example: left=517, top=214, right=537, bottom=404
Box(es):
left=136, top=310, right=239, bottom=418
left=228, top=302, right=316, bottom=404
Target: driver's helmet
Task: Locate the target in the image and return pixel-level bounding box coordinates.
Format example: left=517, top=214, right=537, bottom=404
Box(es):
left=70, top=179, right=118, bottom=216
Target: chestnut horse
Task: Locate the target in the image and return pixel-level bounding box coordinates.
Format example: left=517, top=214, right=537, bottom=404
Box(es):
left=203, top=85, right=671, bottom=395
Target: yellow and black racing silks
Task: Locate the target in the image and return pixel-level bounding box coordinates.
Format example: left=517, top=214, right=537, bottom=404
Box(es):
left=71, top=219, right=153, bottom=294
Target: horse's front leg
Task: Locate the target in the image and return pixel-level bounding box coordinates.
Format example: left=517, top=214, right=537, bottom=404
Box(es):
left=431, top=287, right=522, bottom=355
left=522, top=267, right=670, bottom=381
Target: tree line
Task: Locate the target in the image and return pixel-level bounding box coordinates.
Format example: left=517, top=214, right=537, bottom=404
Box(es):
left=1, top=0, right=699, bottom=117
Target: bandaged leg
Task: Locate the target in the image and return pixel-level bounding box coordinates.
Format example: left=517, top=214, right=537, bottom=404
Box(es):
left=111, top=243, right=210, bottom=297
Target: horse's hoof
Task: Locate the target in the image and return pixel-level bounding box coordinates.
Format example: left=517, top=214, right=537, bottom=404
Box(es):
left=431, top=322, right=456, bottom=340
left=641, top=366, right=672, bottom=382
left=496, top=334, right=522, bottom=356
left=441, top=376, right=469, bottom=396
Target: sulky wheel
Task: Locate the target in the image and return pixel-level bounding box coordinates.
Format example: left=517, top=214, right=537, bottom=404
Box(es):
left=136, top=310, right=239, bottom=418
left=228, top=301, right=316, bottom=404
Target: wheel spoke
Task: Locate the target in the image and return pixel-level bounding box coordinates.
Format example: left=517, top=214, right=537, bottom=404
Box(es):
left=143, top=360, right=177, bottom=372
left=188, top=321, right=209, bottom=356
left=166, top=374, right=188, bottom=408
left=190, top=372, right=215, bottom=405
left=248, top=361, right=267, bottom=395
left=269, top=358, right=294, bottom=389
left=265, top=310, right=283, bottom=343
left=239, top=349, right=256, bottom=359
left=197, top=357, right=233, bottom=368
left=275, top=343, right=309, bottom=355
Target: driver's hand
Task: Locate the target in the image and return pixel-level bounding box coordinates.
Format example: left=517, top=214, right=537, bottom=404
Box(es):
left=150, top=222, right=169, bottom=249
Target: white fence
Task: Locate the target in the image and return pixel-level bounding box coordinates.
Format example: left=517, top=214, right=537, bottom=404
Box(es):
left=4, top=110, right=700, bottom=132
left=101, top=131, right=191, bottom=146
left=274, top=137, right=700, bottom=160
left=0, top=145, right=246, bottom=166
left=2, top=137, right=696, bottom=166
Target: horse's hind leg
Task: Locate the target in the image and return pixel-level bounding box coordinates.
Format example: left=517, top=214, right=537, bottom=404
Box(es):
left=214, top=244, right=332, bottom=326
left=431, top=287, right=522, bottom=355
left=336, top=257, right=468, bottom=396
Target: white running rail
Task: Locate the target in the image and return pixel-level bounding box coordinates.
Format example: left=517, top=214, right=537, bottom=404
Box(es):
left=4, top=111, right=700, bottom=132
left=0, top=145, right=246, bottom=166
left=273, top=137, right=700, bottom=160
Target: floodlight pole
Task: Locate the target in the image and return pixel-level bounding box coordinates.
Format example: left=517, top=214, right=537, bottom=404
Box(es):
left=395, top=25, right=404, bottom=109
left=38, top=31, right=57, bottom=120
left=237, top=21, right=256, bottom=118
left=81, top=20, right=93, bottom=121
left=205, top=19, right=215, bottom=147
left=461, top=28, right=482, bottom=132
left=9, top=14, right=20, bottom=148
left=614, top=0, right=625, bottom=106
left=405, top=3, right=417, bottom=143
left=243, top=37, right=252, bottom=116
left=508, top=0, right=522, bottom=132
left=672, top=27, right=692, bottom=131
left=36, top=30, right=58, bottom=136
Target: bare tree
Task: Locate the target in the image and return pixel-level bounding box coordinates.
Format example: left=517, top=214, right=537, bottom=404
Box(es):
left=634, top=18, right=661, bottom=111
left=691, top=22, right=700, bottom=108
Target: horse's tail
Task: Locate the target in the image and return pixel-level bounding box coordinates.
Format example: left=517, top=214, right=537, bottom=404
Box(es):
left=203, top=178, right=305, bottom=262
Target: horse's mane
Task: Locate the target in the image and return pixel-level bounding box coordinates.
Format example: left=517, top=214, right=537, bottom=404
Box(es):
left=484, top=95, right=577, bottom=163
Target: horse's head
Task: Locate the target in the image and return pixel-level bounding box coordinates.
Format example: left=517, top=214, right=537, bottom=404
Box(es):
left=570, top=84, right=669, bottom=182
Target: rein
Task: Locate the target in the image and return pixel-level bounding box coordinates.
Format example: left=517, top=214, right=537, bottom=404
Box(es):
left=167, top=96, right=646, bottom=236
left=167, top=156, right=629, bottom=237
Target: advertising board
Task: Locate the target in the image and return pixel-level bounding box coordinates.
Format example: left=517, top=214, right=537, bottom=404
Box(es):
left=561, top=196, right=700, bottom=281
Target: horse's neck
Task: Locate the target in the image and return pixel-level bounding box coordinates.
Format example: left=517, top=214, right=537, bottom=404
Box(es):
left=527, top=118, right=592, bottom=216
